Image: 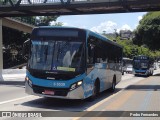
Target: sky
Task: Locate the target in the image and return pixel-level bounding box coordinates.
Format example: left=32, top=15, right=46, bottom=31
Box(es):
left=54, top=12, right=146, bottom=33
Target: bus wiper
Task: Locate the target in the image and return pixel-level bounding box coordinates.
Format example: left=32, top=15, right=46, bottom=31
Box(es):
left=44, top=46, right=48, bottom=62
left=57, top=43, right=60, bottom=61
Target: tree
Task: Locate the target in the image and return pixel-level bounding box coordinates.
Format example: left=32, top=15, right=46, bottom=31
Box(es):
left=3, top=16, right=61, bottom=68
left=35, top=16, right=59, bottom=26
left=15, top=16, right=60, bottom=26
left=134, top=12, right=160, bottom=50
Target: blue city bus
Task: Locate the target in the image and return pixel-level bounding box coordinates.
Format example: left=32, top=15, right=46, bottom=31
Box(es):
left=25, top=26, right=123, bottom=100
left=133, top=55, right=154, bottom=77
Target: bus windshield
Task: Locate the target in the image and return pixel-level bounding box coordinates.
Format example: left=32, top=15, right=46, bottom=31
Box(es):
left=133, top=59, right=149, bottom=69
left=28, top=40, right=84, bottom=72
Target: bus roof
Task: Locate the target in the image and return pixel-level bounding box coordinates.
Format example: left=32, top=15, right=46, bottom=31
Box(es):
left=87, top=30, right=122, bottom=48
left=36, top=26, right=122, bottom=48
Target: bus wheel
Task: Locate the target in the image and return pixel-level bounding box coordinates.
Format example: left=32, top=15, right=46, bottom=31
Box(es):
left=146, top=72, right=150, bottom=77
left=151, top=71, right=153, bottom=76
left=135, top=74, right=138, bottom=77
left=122, top=71, right=124, bottom=75
left=87, top=80, right=99, bottom=101
left=110, top=76, right=116, bottom=92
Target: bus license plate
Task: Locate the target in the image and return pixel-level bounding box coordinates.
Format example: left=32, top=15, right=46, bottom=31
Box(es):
left=43, top=90, right=54, bottom=95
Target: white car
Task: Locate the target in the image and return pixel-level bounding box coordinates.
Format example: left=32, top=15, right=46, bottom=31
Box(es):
left=154, top=62, right=159, bottom=70
left=126, top=65, right=133, bottom=74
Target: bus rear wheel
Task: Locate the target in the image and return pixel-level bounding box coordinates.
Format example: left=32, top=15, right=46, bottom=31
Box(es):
left=110, top=76, right=116, bottom=92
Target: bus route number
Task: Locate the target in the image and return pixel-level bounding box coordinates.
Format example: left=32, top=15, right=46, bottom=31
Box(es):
left=53, top=82, right=66, bottom=87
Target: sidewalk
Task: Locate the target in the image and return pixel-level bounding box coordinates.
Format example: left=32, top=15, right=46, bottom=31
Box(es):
left=1, top=68, right=160, bottom=82
left=1, top=69, right=26, bottom=82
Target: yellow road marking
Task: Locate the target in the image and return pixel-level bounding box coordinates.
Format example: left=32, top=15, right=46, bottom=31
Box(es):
left=103, top=91, right=135, bottom=110
left=72, top=90, right=123, bottom=120
left=72, top=76, right=152, bottom=120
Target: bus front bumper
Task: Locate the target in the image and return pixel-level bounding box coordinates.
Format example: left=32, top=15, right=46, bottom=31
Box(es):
left=133, top=70, right=148, bottom=75
left=25, top=82, right=84, bottom=100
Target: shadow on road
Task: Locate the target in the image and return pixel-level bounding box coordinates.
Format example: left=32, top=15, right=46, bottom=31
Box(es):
left=124, top=73, right=160, bottom=91
left=125, top=85, right=160, bottom=91
left=0, top=81, right=25, bottom=87
left=21, top=88, right=122, bottom=111
left=20, top=72, right=160, bottom=111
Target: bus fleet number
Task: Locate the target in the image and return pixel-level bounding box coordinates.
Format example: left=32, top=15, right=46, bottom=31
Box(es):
left=53, top=82, right=66, bottom=87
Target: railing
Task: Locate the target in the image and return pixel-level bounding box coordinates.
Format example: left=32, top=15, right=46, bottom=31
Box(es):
left=9, top=63, right=27, bottom=69
left=0, top=0, right=119, bottom=6
left=0, top=0, right=159, bottom=17
left=0, top=0, right=81, bottom=6
left=0, top=0, right=156, bottom=7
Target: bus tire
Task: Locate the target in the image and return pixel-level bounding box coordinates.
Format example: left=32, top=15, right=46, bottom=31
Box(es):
left=135, top=74, right=138, bottom=77
left=146, top=73, right=150, bottom=77
left=87, top=79, right=100, bottom=101
left=110, top=76, right=116, bottom=92
left=122, top=71, right=124, bottom=75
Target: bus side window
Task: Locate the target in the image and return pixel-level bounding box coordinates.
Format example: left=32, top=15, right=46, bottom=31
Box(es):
left=87, top=37, right=96, bottom=69
left=88, top=43, right=95, bottom=65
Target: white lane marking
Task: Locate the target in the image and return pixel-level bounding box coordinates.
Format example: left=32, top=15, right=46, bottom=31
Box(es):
left=72, top=90, right=123, bottom=120
left=0, top=95, right=33, bottom=105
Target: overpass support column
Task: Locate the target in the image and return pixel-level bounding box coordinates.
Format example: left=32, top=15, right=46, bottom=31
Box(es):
left=0, top=19, right=3, bottom=81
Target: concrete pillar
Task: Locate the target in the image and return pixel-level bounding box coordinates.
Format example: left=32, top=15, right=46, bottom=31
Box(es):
left=0, top=19, right=3, bottom=81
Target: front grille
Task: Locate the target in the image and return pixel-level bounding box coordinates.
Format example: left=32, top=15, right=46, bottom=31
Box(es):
left=32, top=85, right=69, bottom=96
left=30, top=72, right=73, bottom=80
left=29, top=70, right=77, bottom=80
left=136, top=72, right=145, bottom=74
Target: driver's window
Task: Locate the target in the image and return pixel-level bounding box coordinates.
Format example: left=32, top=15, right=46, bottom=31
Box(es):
left=87, top=36, right=96, bottom=69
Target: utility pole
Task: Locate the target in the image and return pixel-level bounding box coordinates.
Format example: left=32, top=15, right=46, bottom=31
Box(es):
left=0, top=19, right=3, bottom=81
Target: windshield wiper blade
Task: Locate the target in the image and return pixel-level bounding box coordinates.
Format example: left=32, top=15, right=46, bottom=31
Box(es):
left=44, top=45, right=48, bottom=62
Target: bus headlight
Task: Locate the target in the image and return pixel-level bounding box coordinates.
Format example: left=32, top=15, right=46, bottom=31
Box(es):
left=70, top=81, right=83, bottom=91
left=77, top=81, right=82, bottom=86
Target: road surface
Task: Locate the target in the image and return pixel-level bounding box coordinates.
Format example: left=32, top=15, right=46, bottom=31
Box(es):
left=0, top=69, right=160, bottom=120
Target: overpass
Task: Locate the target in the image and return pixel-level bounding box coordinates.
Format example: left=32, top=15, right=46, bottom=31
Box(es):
left=0, top=0, right=160, bottom=81
left=0, top=0, right=160, bottom=17
left=0, top=18, right=34, bottom=80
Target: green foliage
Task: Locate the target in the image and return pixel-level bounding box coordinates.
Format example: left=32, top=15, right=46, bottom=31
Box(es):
left=3, top=16, right=61, bottom=48
left=107, top=36, right=160, bottom=59
left=14, top=16, right=60, bottom=26
left=134, top=12, right=160, bottom=50
left=36, top=16, right=59, bottom=26
left=3, top=16, right=62, bottom=68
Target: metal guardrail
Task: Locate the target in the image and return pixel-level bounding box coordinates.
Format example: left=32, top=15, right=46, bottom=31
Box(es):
left=0, top=0, right=121, bottom=6
left=0, top=0, right=160, bottom=17
left=9, top=63, right=27, bottom=69
left=0, top=0, right=84, bottom=6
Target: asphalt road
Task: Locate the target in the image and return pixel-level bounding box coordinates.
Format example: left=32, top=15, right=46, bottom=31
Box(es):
left=0, top=69, right=160, bottom=120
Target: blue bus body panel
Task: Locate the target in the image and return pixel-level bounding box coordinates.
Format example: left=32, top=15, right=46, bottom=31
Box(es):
left=26, top=26, right=122, bottom=99
left=82, top=63, right=113, bottom=98
left=134, top=69, right=146, bottom=73
left=26, top=70, right=86, bottom=89
left=26, top=63, right=111, bottom=99
left=26, top=70, right=94, bottom=99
